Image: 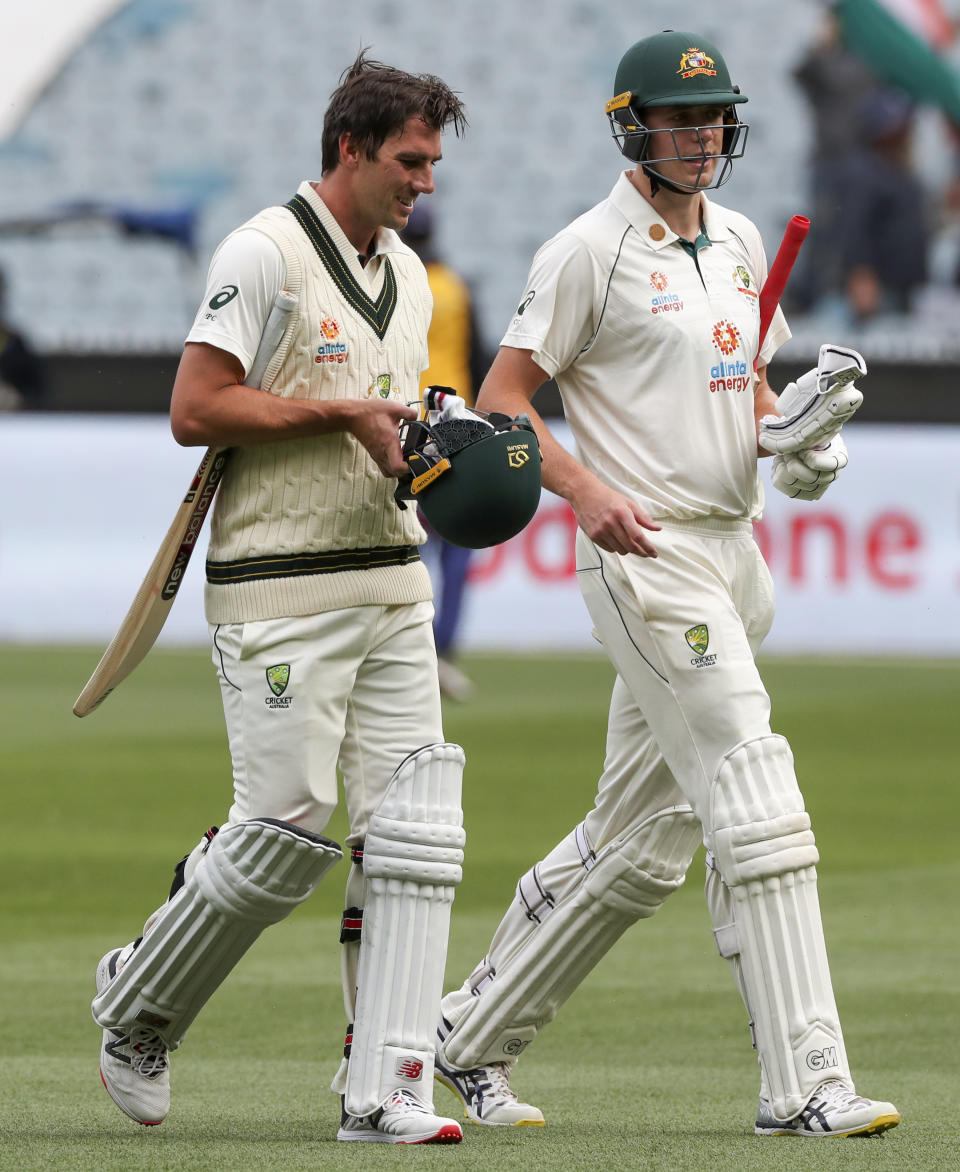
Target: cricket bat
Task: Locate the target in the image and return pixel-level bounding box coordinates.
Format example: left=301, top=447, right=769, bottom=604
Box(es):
left=73, top=290, right=297, bottom=717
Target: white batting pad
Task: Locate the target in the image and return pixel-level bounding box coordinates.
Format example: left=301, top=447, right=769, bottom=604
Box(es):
left=344, top=743, right=465, bottom=1118
left=759, top=344, right=866, bottom=455
left=440, top=807, right=700, bottom=1071
left=708, top=735, right=850, bottom=1119
left=92, top=819, right=341, bottom=1047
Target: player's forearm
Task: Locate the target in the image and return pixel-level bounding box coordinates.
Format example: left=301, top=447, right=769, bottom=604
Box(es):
left=170, top=385, right=364, bottom=448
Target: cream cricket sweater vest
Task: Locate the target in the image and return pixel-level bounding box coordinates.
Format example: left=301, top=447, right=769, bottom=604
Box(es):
left=204, top=185, right=432, bottom=623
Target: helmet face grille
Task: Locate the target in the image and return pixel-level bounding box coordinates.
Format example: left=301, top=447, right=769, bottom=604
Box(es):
left=432, top=417, right=494, bottom=453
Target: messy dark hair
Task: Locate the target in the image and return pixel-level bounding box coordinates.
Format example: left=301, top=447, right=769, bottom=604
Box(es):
left=321, top=49, right=467, bottom=173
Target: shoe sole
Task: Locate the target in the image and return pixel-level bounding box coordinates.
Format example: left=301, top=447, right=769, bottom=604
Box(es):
left=756, top=1111, right=901, bottom=1138
left=337, top=1124, right=462, bottom=1144
left=434, top=1070, right=546, bottom=1127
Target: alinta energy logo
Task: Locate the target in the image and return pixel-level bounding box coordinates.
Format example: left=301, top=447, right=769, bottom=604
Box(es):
left=712, top=320, right=741, bottom=355
left=650, top=270, right=683, bottom=315
left=316, top=316, right=348, bottom=364
left=709, top=320, right=749, bottom=393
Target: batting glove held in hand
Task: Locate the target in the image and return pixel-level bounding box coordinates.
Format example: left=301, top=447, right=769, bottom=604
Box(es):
left=770, top=433, right=848, bottom=500
left=758, top=343, right=866, bottom=454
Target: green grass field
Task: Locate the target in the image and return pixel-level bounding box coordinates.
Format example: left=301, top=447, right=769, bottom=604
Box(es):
left=1, top=647, right=958, bottom=1170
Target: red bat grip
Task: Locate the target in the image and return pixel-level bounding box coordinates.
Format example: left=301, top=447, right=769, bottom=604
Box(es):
left=756, top=214, right=810, bottom=362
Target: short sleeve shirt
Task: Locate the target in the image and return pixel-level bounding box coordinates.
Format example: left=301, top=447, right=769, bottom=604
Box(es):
left=502, top=171, right=791, bottom=521
left=185, top=188, right=407, bottom=381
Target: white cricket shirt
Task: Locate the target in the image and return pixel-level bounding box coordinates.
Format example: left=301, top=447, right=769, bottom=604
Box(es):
left=503, top=171, right=791, bottom=521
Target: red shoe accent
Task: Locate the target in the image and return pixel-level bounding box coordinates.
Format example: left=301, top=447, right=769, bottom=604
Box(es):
left=408, top=1123, right=462, bottom=1144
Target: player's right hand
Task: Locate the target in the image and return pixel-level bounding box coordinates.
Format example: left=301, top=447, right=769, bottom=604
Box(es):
left=573, top=481, right=660, bottom=558
left=347, top=399, right=419, bottom=478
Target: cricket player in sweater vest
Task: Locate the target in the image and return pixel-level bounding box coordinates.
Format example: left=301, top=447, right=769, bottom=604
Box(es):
left=91, top=51, right=469, bottom=1145
left=434, top=31, right=899, bottom=1139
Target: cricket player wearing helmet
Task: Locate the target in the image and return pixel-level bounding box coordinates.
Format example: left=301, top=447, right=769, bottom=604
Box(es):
left=434, top=30, right=897, bottom=1139
left=91, top=51, right=472, bottom=1144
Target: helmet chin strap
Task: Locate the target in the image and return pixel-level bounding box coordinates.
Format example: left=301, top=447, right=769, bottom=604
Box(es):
left=642, top=164, right=701, bottom=199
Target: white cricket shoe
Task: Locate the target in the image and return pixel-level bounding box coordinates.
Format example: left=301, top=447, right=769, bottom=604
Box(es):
left=755, top=1079, right=900, bottom=1138
left=96, top=946, right=170, bottom=1126
left=434, top=1052, right=545, bottom=1126
left=337, top=1089, right=463, bottom=1144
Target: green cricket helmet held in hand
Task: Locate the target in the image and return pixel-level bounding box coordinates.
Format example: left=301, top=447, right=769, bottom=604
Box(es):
left=606, top=29, right=749, bottom=192
left=395, top=398, right=542, bottom=549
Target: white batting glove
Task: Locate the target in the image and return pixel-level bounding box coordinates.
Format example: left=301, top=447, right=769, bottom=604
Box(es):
left=759, top=344, right=866, bottom=455
left=770, top=433, right=848, bottom=501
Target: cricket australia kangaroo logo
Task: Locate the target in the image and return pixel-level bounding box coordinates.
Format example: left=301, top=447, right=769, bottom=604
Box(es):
left=265, top=664, right=292, bottom=708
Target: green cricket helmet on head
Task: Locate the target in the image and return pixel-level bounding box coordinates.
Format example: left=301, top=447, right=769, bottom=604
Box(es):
left=395, top=401, right=542, bottom=549
left=606, top=29, right=749, bottom=193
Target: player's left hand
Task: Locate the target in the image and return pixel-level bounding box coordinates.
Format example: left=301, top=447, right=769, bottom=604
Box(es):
left=758, top=343, right=866, bottom=455
left=770, top=433, right=848, bottom=501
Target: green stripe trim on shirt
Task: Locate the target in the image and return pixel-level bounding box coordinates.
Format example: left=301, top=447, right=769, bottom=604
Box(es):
left=284, top=194, right=398, bottom=339
left=206, top=544, right=421, bottom=585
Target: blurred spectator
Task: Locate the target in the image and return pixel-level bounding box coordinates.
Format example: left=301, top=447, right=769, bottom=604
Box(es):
left=792, top=9, right=930, bottom=321
left=0, top=268, right=47, bottom=410
left=403, top=203, right=490, bottom=701
left=792, top=10, right=880, bottom=311
left=836, top=88, right=928, bottom=319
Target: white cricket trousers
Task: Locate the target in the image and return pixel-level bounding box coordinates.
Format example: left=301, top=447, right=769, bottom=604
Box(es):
left=575, top=517, right=776, bottom=841
left=210, top=601, right=444, bottom=843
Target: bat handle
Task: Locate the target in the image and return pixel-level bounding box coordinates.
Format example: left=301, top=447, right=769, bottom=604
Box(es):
left=756, top=214, right=810, bottom=366
left=246, top=290, right=298, bottom=390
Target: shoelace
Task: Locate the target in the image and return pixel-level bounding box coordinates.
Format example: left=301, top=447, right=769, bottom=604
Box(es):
left=477, top=1064, right=518, bottom=1106
left=384, top=1089, right=430, bottom=1115
left=129, top=1028, right=169, bottom=1079
left=811, top=1079, right=866, bottom=1109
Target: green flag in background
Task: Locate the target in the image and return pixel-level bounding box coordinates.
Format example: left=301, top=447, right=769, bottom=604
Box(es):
left=834, top=0, right=960, bottom=124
